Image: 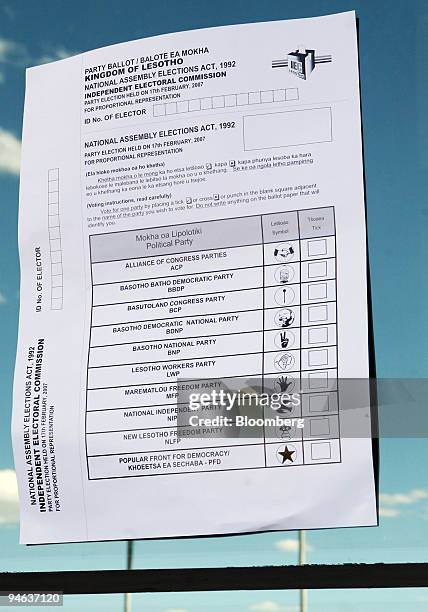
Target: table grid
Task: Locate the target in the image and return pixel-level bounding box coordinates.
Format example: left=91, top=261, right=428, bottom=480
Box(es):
left=48, top=168, right=63, bottom=310
left=85, top=207, right=339, bottom=480
left=153, top=87, right=299, bottom=117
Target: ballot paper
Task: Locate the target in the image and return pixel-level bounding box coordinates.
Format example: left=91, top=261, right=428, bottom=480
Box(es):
left=13, top=11, right=377, bottom=544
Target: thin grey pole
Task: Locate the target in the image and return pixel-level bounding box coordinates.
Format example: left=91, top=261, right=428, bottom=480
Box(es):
left=299, top=530, right=308, bottom=612
left=124, top=540, right=134, bottom=612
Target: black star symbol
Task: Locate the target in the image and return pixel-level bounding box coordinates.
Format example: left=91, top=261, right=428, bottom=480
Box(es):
left=278, top=445, right=295, bottom=463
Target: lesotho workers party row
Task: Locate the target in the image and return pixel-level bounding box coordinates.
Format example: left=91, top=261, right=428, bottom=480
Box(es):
left=13, top=11, right=377, bottom=544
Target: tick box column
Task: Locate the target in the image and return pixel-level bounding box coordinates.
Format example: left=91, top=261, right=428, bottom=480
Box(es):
left=298, top=207, right=337, bottom=372
left=298, top=207, right=340, bottom=465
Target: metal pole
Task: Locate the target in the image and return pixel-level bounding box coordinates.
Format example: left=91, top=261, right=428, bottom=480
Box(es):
left=124, top=540, right=134, bottom=612
left=299, top=530, right=308, bottom=612
left=124, top=591, right=132, bottom=612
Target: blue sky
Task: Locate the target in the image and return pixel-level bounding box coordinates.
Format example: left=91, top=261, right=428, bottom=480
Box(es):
left=0, top=0, right=427, bottom=610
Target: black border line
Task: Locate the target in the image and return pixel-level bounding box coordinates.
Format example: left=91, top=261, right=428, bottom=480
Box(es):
left=1, top=564, right=427, bottom=594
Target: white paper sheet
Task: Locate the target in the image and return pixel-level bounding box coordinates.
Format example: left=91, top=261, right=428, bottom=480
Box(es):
left=13, top=11, right=377, bottom=544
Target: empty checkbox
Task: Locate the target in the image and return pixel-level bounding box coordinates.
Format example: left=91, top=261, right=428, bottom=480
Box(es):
left=309, top=394, right=330, bottom=413
left=261, top=90, right=274, bottom=103
left=48, top=191, right=59, bottom=204
left=52, top=286, right=63, bottom=299
left=249, top=91, right=261, bottom=104
left=237, top=93, right=249, bottom=105
left=308, top=327, right=328, bottom=344
left=308, top=282, right=327, bottom=300
left=49, top=226, right=60, bottom=240
left=308, top=304, right=328, bottom=322
left=200, top=97, right=212, bottom=109
left=308, top=239, right=327, bottom=257
left=51, top=251, right=62, bottom=264
left=308, top=349, right=329, bottom=367
left=165, top=102, right=177, bottom=115
left=225, top=94, right=237, bottom=106
left=308, top=261, right=328, bottom=278
left=153, top=104, right=166, bottom=116
left=48, top=168, right=59, bottom=181
left=212, top=96, right=225, bottom=108
left=50, top=238, right=61, bottom=252
left=48, top=180, right=59, bottom=192
left=188, top=99, right=201, bottom=111
left=286, top=88, right=299, bottom=101
left=51, top=298, right=63, bottom=310
left=52, top=274, right=63, bottom=287
left=309, top=371, right=329, bottom=389
left=51, top=263, right=62, bottom=276
left=176, top=101, right=189, bottom=113
left=310, top=417, right=330, bottom=436
left=49, top=215, right=60, bottom=228
left=310, top=441, right=331, bottom=460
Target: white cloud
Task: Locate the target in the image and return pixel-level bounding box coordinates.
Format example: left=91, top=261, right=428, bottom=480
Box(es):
left=0, top=38, right=26, bottom=84
left=379, top=489, right=428, bottom=520
left=0, top=38, right=16, bottom=60
left=0, top=291, right=6, bottom=304
left=250, top=602, right=282, bottom=612
left=0, top=37, right=75, bottom=82
left=275, top=538, right=313, bottom=553
left=37, top=47, right=76, bottom=65
left=0, top=38, right=28, bottom=67
left=0, top=469, right=19, bottom=524
left=249, top=602, right=298, bottom=612
left=380, top=489, right=428, bottom=506
left=0, top=127, right=21, bottom=175
left=275, top=538, right=298, bottom=552
left=379, top=506, right=400, bottom=518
